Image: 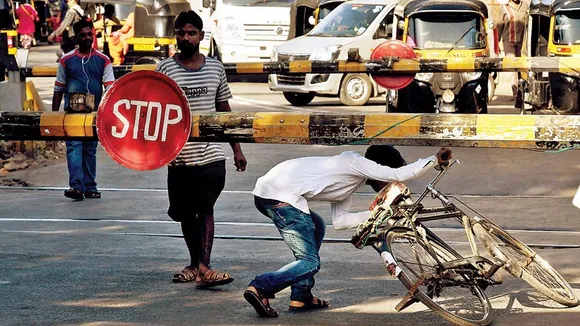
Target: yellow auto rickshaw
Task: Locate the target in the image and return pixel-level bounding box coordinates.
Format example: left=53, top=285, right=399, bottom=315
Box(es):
left=520, top=0, right=580, bottom=114
left=389, top=0, right=497, bottom=113
left=125, top=0, right=191, bottom=65
left=84, top=0, right=191, bottom=65
left=288, top=0, right=319, bottom=40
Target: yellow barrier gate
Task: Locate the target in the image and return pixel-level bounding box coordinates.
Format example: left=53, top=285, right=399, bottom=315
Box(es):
left=1, top=111, right=579, bottom=150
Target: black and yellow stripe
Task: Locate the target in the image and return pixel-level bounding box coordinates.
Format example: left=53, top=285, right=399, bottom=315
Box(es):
left=21, top=57, right=580, bottom=78
left=1, top=112, right=579, bottom=150
left=24, top=64, right=158, bottom=79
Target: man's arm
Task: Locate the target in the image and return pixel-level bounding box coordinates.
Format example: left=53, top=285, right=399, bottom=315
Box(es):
left=102, top=59, right=115, bottom=89
left=52, top=92, right=64, bottom=112
left=50, top=10, right=76, bottom=37
left=351, top=148, right=452, bottom=183
left=330, top=196, right=371, bottom=231
left=52, top=61, right=67, bottom=111
left=216, top=101, right=247, bottom=172
left=215, top=64, right=247, bottom=171
left=352, top=154, right=437, bottom=183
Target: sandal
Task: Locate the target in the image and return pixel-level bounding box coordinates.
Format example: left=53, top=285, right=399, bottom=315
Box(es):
left=172, top=266, right=198, bottom=283
left=243, top=286, right=278, bottom=318
left=289, top=297, right=329, bottom=312
left=195, top=269, right=234, bottom=289
left=84, top=191, right=101, bottom=199
left=64, top=188, right=84, bottom=200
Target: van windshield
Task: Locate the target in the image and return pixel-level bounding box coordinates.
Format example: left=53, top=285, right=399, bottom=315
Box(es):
left=407, top=13, right=486, bottom=49
left=224, top=0, right=293, bottom=7
left=554, top=11, right=580, bottom=45
left=309, top=3, right=385, bottom=37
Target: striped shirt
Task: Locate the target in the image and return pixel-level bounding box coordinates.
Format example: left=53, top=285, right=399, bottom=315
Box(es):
left=155, top=56, right=233, bottom=166
left=52, top=5, right=83, bottom=37
left=498, top=1, right=529, bottom=44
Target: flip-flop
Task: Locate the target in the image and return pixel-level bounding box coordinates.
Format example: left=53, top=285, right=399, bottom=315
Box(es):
left=243, top=287, right=278, bottom=318
left=289, top=297, right=329, bottom=312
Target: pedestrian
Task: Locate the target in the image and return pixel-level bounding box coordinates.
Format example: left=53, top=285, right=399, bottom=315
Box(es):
left=52, top=17, right=115, bottom=200
left=47, top=0, right=85, bottom=59
left=15, top=0, right=39, bottom=49
left=496, top=0, right=529, bottom=101
left=155, top=10, right=247, bottom=289
left=93, top=4, right=121, bottom=62
left=244, top=145, right=452, bottom=317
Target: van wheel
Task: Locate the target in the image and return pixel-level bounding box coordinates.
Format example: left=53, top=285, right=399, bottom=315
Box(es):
left=340, top=73, right=372, bottom=106
left=283, top=92, right=315, bottom=106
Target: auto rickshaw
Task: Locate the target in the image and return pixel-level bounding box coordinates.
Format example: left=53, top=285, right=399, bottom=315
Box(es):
left=520, top=0, right=580, bottom=114
left=288, top=0, right=318, bottom=40
left=389, top=0, right=497, bottom=113
left=124, top=0, right=191, bottom=65
left=84, top=0, right=190, bottom=65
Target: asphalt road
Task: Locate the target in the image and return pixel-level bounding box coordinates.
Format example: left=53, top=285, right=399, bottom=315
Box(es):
left=1, top=45, right=579, bottom=326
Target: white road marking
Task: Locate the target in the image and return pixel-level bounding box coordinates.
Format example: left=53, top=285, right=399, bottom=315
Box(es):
left=1, top=218, right=579, bottom=236
left=0, top=185, right=572, bottom=198
left=1, top=229, right=578, bottom=248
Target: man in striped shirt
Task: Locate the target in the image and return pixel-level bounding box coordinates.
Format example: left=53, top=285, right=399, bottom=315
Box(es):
left=155, top=10, right=247, bottom=289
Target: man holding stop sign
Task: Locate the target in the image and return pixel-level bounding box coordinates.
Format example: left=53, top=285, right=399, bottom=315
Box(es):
left=155, top=11, right=247, bottom=288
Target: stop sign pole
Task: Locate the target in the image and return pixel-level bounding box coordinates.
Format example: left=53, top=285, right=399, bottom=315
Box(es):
left=96, top=70, right=191, bottom=171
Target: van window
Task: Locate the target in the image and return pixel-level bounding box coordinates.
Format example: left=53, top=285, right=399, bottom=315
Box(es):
left=373, top=10, right=394, bottom=39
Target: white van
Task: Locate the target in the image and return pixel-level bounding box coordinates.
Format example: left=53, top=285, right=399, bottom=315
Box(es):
left=269, top=0, right=400, bottom=106
left=190, top=0, right=292, bottom=63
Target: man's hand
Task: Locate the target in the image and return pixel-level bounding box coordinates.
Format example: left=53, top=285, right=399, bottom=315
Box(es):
left=234, top=152, right=247, bottom=172
left=48, top=33, right=55, bottom=43
left=436, top=147, right=452, bottom=166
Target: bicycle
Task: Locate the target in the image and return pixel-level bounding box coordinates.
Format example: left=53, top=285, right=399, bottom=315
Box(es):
left=350, top=159, right=579, bottom=326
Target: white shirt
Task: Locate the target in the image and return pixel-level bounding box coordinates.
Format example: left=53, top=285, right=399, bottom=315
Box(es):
left=252, top=151, right=437, bottom=231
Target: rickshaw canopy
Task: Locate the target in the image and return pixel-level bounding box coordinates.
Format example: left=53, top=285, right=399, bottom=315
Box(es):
left=399, top=0, right=489, bottom=18
left=551, top=0, right=580, bottom=14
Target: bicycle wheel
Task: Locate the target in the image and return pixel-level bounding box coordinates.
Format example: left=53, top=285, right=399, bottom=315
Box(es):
left=473, top=220, right=579, bottom=307
left=384, top=227, right=493, bottom=326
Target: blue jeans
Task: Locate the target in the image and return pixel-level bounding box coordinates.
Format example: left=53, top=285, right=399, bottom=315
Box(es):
left=66, top=140, right=98, bottom=193
left=250, top=196, right=326, bottom=302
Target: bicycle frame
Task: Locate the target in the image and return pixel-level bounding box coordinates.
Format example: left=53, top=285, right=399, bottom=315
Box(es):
left=371, top=160, right=504, bottom=285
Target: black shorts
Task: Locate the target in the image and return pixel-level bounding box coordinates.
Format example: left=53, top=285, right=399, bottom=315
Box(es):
left=167, top=160, right=226, bottom=222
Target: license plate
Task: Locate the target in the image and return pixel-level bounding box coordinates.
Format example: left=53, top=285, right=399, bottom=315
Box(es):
left=134, top=44, right=155, bottom=51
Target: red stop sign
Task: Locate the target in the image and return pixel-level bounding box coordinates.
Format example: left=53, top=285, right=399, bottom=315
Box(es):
left=370, top=40, right=417, bottom=90
left=96, top=70, right=191, bottom=171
